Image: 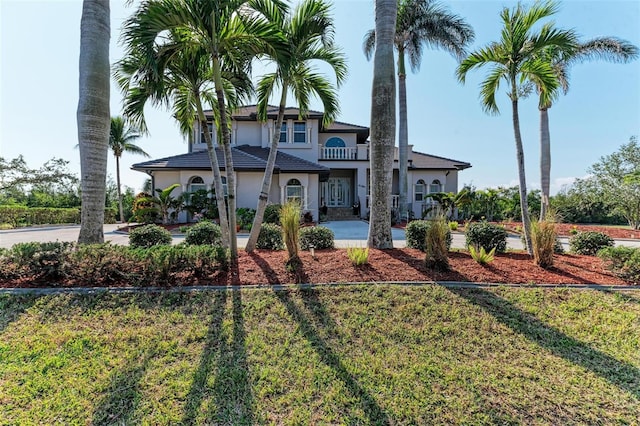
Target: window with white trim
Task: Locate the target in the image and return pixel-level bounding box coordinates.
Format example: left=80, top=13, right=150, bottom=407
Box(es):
left=279, top=123, right=287, bottom=143
left=286, top=178, right=303, bottom=204
left=200, top=122, right=214, bottom=144
left=414, top=179, right=426, bottom=202
left=293, top=122, right=306, bottom=143
left=189, top=176, right=206, bottom=193
left=430, top=179, right=442, bottom=194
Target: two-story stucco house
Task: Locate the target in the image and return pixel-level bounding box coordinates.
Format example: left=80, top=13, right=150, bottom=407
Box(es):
left=131, top=105, right=471, bottom=222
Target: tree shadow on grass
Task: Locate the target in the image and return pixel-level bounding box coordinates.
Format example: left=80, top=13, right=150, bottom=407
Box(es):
left=0, top=294, right=42, bottom=334
left=275, top=289, right=392, bottom=424
left=92, top=344, right=158, bottom=425
left=448, top=287, right=640, bottom=400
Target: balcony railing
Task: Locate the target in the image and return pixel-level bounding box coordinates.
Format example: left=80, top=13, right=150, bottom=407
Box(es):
left=320, top=146, right=357, bottom=160
left=365, top=195, right=399, bottom=209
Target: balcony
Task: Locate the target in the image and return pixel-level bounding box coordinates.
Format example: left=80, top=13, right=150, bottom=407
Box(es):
left=319, top=146, right=358, bottom=160
left=365, top=194, right=399, bottom=209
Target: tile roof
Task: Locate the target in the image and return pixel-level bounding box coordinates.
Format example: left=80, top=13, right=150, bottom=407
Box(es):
left=409, top=151, right=472, bottom=171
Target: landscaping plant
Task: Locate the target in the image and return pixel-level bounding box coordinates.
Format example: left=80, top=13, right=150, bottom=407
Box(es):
left=256, top=223, right=284, bottom=250
left=406, top=220, right=452, bottom=252
left=184, top=221, right=222, bottom=246
left=598, top=246, right=640, bottom=284
left=465, top=221, right=508, bottom=254
left=424, top=217, right=450, bottom=271
left=300, top=226, right=335, bottom=250
left=129, top=224, right=172, bottom=249
left=281, top=201, right=301, bottom=265
left=347, top=246, right=369, bottom=266
left=569, top=231, right=614, bottom=255
left=468, top=245, right=496, bottom=265
left=531, top=218, right=558, bottom=268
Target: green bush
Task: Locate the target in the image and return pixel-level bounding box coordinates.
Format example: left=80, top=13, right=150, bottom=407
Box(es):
left=0, top=206, right=116, bottom=227
left=184, top=221, right=222, bottom=246
left=569, top=231, right=614, bottom=255
left=129, top=224, right=172, bottom=249
left=0, top=241, right=74, bottom=281
left=424, top=218, right=450, bottom=271
left=347, top=247, right=369, bottom=266
left=406, top=220, right=452, bottom=252
left=264, top=204, right=282, bottom=224
left=598, top=246, right=640, bottom=284
left=256, top=223, right=284, bottom=250
left=465, top=222, right=508, bottom=254
left=236, top=207, right=256, bottom=230
left=468, top=245, right=496, bottom=265
left=300, top=226, right=335, bottom=250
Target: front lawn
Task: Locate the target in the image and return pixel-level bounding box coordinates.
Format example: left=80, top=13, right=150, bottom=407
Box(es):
left=1, top=286, right=639, bottom=424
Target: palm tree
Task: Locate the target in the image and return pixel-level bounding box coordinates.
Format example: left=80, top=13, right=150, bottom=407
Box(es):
left=109, top=116, right=150, bottom=223
left=121, top=0, right=284, bottom=259
left=363, top=0, right=474, bottom=223
left=368, top=0, right=398, bottom=249
left=77, top=0, right=110, bottom=244
left=535, top=38, right=638, bottom=219
left=244, top=0, right=347, bottom=252
left=456, top=0, right=577, bottom=254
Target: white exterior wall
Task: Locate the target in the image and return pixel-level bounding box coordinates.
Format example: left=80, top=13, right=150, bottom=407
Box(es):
left=234, top=121, right=262, bottom=146
left=270, top=118, right=319, bottom=163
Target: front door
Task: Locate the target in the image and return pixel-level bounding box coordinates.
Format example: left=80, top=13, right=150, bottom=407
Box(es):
left=322, top=178, right=351, bottom=207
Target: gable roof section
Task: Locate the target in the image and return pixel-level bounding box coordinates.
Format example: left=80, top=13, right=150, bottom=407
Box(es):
left=410, top=151, right=472, bottom=171
left=131, top=146, right=330, bottom=179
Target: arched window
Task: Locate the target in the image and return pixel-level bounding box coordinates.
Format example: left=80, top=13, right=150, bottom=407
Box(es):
left=414, top=179, right=425, bottom=201
left=430, top=179, right=442, bottom=194
left=325, top=137, right=345, bottom=147
left=189, top=176, right=206, bottom=193
left=286, top=178, right=303, bottom=204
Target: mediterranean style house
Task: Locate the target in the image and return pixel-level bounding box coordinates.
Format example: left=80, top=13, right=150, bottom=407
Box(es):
left=131, top=105, right=471, bottom=222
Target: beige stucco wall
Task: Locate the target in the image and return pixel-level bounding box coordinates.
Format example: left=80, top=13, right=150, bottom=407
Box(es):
left=234, top=121, right=262, bottom=146
left=318, top=132, right=357, bottom=147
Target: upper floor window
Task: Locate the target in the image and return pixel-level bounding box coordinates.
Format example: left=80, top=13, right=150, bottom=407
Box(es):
left=414, top=179, right=425, bottom=202
left=430, top=179, right=442, bottom=194
left=200, top=122, right=214, bottom=144
left=286, top=178, right=303, bottom=204
left=279, top=123, right=287, bottom=143
left=293, top=122, right=306, bottom=143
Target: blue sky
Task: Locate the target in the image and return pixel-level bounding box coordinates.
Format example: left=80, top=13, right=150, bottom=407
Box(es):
left=1, top=0, right=639, bottom=194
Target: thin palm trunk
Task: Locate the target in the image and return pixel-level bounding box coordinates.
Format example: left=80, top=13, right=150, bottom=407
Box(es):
left=397, top=52, right=409, bottom=223
left=194, top=96, right=230, bottom=249
left=511, top=96, right=532, bottom=254
left=539, top=107, right=551, bottom=220
left=246, top=91, right=288, bottom=252
left=213, top=59, right=238, bottom=259
left=115, top=155, right=124, bottom=222
left=368, top=0, right=396, bottom=249
left=77, top=0, right=110, bottom=244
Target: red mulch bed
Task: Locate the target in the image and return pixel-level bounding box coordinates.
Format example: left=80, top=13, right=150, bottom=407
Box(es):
left=499, top=222, right=638, bottom=240
left=2, top=249, right=629, bottom=288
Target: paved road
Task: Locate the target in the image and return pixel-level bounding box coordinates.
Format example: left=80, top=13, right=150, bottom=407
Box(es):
left=2, top=221, right=640, bottom=250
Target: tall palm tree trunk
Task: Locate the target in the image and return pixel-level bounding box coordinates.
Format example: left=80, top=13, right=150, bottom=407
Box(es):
left=539, top=107, right=551, bottom=220
left=77, top=0, right=110, bottom=244
left=398, top=58, right=409, bottom=223
left=194, top=97, right=230, bottom=249
left=368, top=0, right=397, bottom=249
left=213, top=60, right=238, bottom=259
left=115, top=155, right=125, bottom=222
left=246, top=92, right=288, bottom=253
left=511, top=97, right=533, bottom=254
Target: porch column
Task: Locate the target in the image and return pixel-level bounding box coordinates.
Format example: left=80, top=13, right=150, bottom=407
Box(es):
left=303, top=185, right=308, bottom=210
left=280, top=185, right=285, bottom=204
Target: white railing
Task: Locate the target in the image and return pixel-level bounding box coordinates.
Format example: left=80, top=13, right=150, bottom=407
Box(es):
left=320, top=146, right=357, bottom=160
left=365, top=195, right=399, bottom=209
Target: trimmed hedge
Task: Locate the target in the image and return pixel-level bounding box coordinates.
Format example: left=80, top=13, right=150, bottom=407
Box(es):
left=569, top=231, right=614, bottom=255
left=465, top=222, right=508, bottom=253
left=598, top=246, right=640, bottom=284
left=184, top=221, right=222, bottom=246
left=129, top=224, right=172, bottom=249
left=256, top=223, right=284, bottom=250
left=0, top=206, right=116, bottom=227
left=406, top=220, right=452, bottom=252
left=300, top=226, right=335, bottom=250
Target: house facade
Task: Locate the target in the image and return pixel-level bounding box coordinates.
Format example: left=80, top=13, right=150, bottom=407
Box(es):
left=131, top=105, right=471, bottom=222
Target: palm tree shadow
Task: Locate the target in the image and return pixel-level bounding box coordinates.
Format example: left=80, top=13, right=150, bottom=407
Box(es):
left=0, top=294, right=42, bottom=334
left=448, top=287, right=640, bottom=399
left=181, top=291, right=227, bottom=425
left=248, top=252, right=281, bottom=284
left=92, top=344, right=157, bottom=425
left=275, top=289, right=391, bottom=424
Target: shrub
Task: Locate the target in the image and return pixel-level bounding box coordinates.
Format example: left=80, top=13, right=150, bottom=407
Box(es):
left=236, top=207, right=256, bottom=230
left=281, top=201, right=300, bottom=261
left=184, top=221, right=222, bottom=246
left=448, top=221, right=458, bottom=231
left=598, top=246, right=640, bottom=284
left=347, top=247, right=369, bottom=266
left=465, top=222, right=508, bottom=254
left=406, top=220, right=452, bottom=252
left=300, top=226, right=335, bottom=250
left=0, top=241, right=74, bottom=281
left=468, top=245, right=496, bottom=265
left=256, top=223, right=284, bottom=250
left=129, top=224, right=172, bottom=249
left=263, top=204, right=282, bottom=224
left=531, top=220, right=557, bottom=268
left=425, top=217, right=450, bottom=271
left=569, top=231, right=614, bottom=255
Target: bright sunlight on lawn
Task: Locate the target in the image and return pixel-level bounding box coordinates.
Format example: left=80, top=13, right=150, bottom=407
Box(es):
left=1, top=285, right=639, bottom=424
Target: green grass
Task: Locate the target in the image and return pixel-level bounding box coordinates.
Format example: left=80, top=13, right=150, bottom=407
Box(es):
left=1, top=286, right=639, bottom=424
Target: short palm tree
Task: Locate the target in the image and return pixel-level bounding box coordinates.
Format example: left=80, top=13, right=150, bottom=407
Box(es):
left=364, top=0, right=474, bottom=222
left=535, top=37, right=638, bottom=219
left=244, top=0, right=347, bottom=252
left=456, top=0, right=577, bottom=254
left=109, top=116, right=150, bottom=223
